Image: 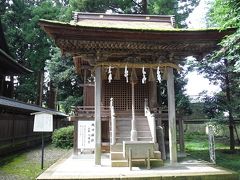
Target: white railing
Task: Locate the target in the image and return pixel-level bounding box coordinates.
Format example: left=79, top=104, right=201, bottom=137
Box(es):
left=144, top=99, right=157, bottom=143
left=110, top=98, right=116, bottom=145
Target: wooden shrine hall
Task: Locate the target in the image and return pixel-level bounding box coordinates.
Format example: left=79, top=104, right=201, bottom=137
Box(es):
left=39, top=12, right=234, bottom=167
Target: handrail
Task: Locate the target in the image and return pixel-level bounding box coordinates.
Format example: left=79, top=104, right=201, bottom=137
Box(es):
left=73, top=106, right=109, bottom=117
left=110, top=98, right=116, bottom=145
left=144, top=99, right=157, bottom=143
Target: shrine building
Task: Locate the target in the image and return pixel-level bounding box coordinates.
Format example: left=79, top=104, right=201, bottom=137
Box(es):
left=39, top=13, right=234, bottom=167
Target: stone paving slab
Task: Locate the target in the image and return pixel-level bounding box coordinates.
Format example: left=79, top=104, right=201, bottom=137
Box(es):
left=37, top=153, right=238, bottom=180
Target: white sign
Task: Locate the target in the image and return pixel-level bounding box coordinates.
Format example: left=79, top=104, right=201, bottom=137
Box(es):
left=78, top=121, right=95, bottom=149
left=33, top=113, right=53, bottom=132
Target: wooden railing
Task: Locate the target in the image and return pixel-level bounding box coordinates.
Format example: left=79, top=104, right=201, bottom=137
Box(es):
left=110, top=98, right=116, bottom=145
left=144, top=99, right=157, bottom=143
left=73, top=106, right=110, bottom=120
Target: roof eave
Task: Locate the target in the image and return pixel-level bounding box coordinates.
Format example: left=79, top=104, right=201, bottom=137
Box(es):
left=0, top=49, right=33, bottom=75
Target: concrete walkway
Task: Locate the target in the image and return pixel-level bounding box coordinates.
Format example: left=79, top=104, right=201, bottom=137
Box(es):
left=37, top=153, right=238, bottom=180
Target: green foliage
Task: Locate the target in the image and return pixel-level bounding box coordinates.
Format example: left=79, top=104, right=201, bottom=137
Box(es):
left=185, top=133, right=240, bottom=173
left=47, top=48, right=83, bottom=113
left=66, top=0, right=199, bottom=27
left=158, top=70, right=192, bottom=115
left=149, top=0, right=199, bottom=27
left=52, top=126, right=74, bottom=149
left=208, top=0, right=240, bottom=72
left=1, top=0, right=62, bottom=103
left=191, top=0, right=240, bottom=151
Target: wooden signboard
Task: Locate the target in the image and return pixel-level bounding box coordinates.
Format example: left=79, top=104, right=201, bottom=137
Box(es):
left=78, top=121, right=95, bottom=150
left=32, top=112, right=54, bottom=169
left=33, top=113, right=53, bottom=132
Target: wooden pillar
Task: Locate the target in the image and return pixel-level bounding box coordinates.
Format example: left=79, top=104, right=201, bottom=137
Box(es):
left=73, top=121, right=78, bottom=155
left=131, top=82, right=137, bottom=141
left=167, top=67, right=177, bottom=164
left=95, top=67, right=102, bottom=165
left=83, top=69, right=87, bottom=106
left=179, top=118, right=185, bottom=154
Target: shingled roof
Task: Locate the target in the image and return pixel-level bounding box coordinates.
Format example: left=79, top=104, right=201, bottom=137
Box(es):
left=0, top=19, right=32, bottom=75
left=0, top=96, right=67, bottom=117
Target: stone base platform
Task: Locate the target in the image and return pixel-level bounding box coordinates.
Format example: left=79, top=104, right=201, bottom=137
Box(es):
left=37, top=153, right=238, bottom=180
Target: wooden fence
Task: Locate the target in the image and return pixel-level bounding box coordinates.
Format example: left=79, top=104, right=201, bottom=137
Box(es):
left=0, top=112, right=68, bottom=156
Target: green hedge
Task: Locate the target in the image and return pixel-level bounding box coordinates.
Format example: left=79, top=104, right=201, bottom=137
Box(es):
left=52, top=126, right=74, bottom=149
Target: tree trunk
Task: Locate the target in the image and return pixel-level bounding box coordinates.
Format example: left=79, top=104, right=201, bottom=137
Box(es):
left=47, top=81, right=57, bottom=110
left=36, top=70, right=44, bottom=106
left=224, top=59, right=235, bottom=151
left=142, top=0, right=148, bottom=14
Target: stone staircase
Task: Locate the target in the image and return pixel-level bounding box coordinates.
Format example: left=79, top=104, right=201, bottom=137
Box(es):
left=110, top=113, right=163, bottom=167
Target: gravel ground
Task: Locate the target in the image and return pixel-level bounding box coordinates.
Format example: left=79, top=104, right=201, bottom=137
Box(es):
left=0, top=144, right=71, bottom=180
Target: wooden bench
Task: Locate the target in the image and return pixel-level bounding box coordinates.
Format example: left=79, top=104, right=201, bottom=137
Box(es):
left=123, top=141, right=155, bottom=170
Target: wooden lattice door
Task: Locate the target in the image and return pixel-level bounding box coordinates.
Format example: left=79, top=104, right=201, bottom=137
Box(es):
left=103, top=78, right=149, bottom=111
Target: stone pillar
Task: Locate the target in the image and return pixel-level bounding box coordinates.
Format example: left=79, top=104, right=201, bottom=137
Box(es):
left=167, top=67, right=177, bottom=164
left=131, top=82, right=137, bottom=141
left=95, top=67, right=102, bottom=165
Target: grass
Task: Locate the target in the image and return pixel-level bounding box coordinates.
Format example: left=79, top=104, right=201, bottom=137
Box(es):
left=0, top=144, right=70, bottom=180
left=0, top=153, right=39, bottom=179
left=185, top=133, right=240, bottom=174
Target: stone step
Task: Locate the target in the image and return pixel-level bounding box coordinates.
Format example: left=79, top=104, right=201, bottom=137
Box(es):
left=110, top=144, right=123, bottom=152
left=116, top=120, right=149, bottom=125
left=116, top=114, right=144, bottom=118
left=116, top=137, right=130, bottom=143
left=138, top=137, right=152, bottom=141
left=115, top=137, right=153, bottom=141
left=116, top=126, right=150, bottom=130
left=116, top=125, right=150, bottom=131
left=115, top=131, right=151, bottom=137
left=116, top=117, right=148, bottom=120
left=111, top=159, right=164, bottom=167
left=110, top=152, right=124, bottom=160
left=111, top=160, right=128, bottom=167
left=116, top=117, right=148, bottom=122
left=110, top=151, right=161, bottom=160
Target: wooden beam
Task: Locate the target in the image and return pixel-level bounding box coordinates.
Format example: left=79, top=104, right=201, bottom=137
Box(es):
left=94, top=67, right=102, bottom=165
left=96, top=62, right=180, bottom=71
left=167, top=67, right=177, bottom=164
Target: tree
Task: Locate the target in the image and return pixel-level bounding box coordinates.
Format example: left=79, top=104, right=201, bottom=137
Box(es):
left=185, top=0, right=240, bottom=152
left=47, top=48, right=83, bottom=113
left=66, top=0, right=199, bottom=27
left=188, top=51, right=240, bottom=151
left=148, top=0, right=199, bottom=27
left=2, top=0, right=62, bottom=105
left=198, top=0, right=240, bottom=151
